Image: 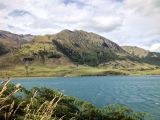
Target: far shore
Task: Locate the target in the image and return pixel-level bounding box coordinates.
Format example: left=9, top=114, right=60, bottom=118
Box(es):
left=1, top=74, right=160, bottom=80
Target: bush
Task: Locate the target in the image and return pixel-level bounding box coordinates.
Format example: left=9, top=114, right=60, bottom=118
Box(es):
left=0, top=42, right=9, bottom=56
left=47, top=52, right=61, bottom=59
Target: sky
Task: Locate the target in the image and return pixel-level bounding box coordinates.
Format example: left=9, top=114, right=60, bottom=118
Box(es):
left=0, top=0, right=160, bottom=52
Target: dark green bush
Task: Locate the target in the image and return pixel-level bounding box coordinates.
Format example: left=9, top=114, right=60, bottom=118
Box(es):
left=0, top=42, right=9, bottom=56
left=47, top=52, right=61, bottom=59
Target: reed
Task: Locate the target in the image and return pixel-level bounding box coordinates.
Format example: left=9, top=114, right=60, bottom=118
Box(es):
left=0, top=78, right=22, bottom=120
left=0, top=78, right=62, bottom=120
left=24, top=91, right=62, bottom=120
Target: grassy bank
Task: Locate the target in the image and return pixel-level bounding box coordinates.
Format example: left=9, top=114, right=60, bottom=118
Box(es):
left=1, top=65, right=160, bottom=78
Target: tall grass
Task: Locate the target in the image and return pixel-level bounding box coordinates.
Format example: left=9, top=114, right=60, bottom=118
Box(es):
left=24, top=91, right=62, bottom=120
left=0, top=79, right=62, bottom=120
left=0, top=79, right=21, bottom=120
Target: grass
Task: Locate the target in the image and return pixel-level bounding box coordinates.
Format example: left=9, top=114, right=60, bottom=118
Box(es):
left=0, top=64, right=160, bottom=78
left=0, top=79, right=63, bottom=120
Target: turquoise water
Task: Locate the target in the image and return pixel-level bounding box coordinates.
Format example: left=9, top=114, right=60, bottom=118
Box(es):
left=12, top=76, right=160, bottom=119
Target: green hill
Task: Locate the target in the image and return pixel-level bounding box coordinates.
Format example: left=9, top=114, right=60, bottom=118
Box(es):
left=52, top=29, right=128, bottom=66
left=122, top=46, right=160, bottom=65
left=0, top=30, right=160, bottom=77
left=0, top=29, right=129, bottom=66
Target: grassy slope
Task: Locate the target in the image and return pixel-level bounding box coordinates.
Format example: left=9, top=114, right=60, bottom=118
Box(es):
left=122, top=46, right=149, bottom=57
left=1, top=64, right=160, bottom=78
left=122, top=46, right=160, bottom=66
left=0, top=30, right=160, bottom=78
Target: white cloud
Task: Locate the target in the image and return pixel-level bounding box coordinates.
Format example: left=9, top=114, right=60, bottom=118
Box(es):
left=150, top=43, right=160, bottom=52
left=124, top=0, right=160, bottom=15
left=0, top=0, right=159, bottom=52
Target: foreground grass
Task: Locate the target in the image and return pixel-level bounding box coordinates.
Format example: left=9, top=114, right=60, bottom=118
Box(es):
left=0, top=79, right=150, bottom=120
left=0, top=65, right=160, bottom=78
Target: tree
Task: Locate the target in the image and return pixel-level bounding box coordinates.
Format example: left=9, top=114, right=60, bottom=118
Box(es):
left=23, top=57, right=34, bottom=77
left=47, top=52, right=61, bottom=59
left=0, top=42, right=9, bottom=56
left=38, top=50, right=47, bottom=64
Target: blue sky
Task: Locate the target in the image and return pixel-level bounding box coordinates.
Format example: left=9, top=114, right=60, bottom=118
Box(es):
left=0, top=0, right=160, bottom=52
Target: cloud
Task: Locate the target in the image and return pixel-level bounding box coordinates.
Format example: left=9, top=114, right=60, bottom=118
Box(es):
left=0, top=0, right=123, bottom=33
left=0, top=0, right=159, bottom=52
left=0, top=3, right=6, bottom=10
left=9, top=9, right=31, bottom=17
left=150, top=43, right=160, bottom=52
left=80, top=16, right=123, bottom=32
left=124, top=0, right=160, bottom=15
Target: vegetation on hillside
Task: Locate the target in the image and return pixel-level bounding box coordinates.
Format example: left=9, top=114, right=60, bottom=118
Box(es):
left=142, top=52, right=160, bottom=66
left=0, top=42, right=9, bottom=56
left=53, top=40, right=118, bottom=66
left=122, top=46, right=160, bottom=66
left=0, top=79, right=150, bottom=120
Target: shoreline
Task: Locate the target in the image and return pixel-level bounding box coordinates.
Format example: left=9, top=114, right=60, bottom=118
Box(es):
left=1, top=74, right=160, bottom=80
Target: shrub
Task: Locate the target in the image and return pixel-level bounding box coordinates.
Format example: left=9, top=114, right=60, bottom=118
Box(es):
left=0, top=42, right=9, bottom=56
left=47, top=52, right=61, bottom=59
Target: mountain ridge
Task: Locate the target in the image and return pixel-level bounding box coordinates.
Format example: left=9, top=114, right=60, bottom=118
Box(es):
left=122, top=46, right=160, bottom=65
left=1, top=29, right=160, bottom=77
left=0, top=29, right=160, bottom=67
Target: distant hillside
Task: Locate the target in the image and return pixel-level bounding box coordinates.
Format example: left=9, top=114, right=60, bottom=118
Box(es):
left=54, top=30, right=125, bottom=52
left=122, top=46, right=160, bottom=65
left=0, top=29, right=128, bottom=66
left=0, top=30, right=33, bottom=44
left=122, top=46, right=150, bottom=57
left=52, top=30, right=128, bottom=66
left=0, top=30, right=29, bottom=52
left=0, top=29, right=159, bottom=69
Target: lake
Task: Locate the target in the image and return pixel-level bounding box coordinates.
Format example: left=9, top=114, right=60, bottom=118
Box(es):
left=12, top=76, right=160, bottom=120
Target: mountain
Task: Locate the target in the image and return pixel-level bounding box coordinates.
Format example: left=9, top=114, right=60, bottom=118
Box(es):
left=53, top=29, right=125, bottom=52
left=0, top=30, right=34, bottom=51
left=0, top=30, right=34, bottom=43
left=0, top=29, right=159, bottom=68
left=122, top=46, right=150, bottom=57
left=52, top=30, right=128, bottom=66
left=0, top=29, right=128, bottom=66
left=122, top=46, right=160, bottom=65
